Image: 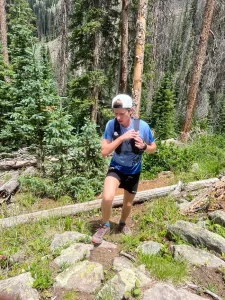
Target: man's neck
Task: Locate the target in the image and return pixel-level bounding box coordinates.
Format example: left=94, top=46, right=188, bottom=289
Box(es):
left=123, top=118, right=132, bottom=128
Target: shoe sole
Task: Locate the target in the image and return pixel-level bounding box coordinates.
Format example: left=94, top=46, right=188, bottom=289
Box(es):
left=92, top=238, right=102, bottom=244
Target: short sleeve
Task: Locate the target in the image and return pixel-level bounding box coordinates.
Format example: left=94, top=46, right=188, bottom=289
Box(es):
left=103, top=120, right=114, bottom=142
left=140, top=120, right=154, bottom=144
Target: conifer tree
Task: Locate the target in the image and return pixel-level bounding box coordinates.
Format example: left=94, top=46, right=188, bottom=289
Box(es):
left=5, top=0, right=64, bottom=172
left=151, top=73, right=176, bottom=140
left=0, top=45, right=13, bottom=151
left=68, top=0, right=120, bottom=128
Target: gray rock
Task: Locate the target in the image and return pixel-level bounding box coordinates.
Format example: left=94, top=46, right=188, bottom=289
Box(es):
left=209, top=210, right=225, bottom=227
left=9, top=249, right=26, bottom=263
left=142, top=283, right=208, bottom=300
left=54, top=243, right=94, bottom=266
left=191, top=163, right=200, bottom=173
left=176, top=201, right=190, bottom=210
left=113, top=257, right=152, bottom=288
left=50, top=231, right=90, bottom=250
left=136, top=241, right=162, bottom=255
left=167, top=220, right=225, bottom=255
left=96, top=268, right=137, bottom=300
left=196, top=220, right=207, bottom=228
left=172, top=244, right=225, bottom=268
left=97, top=240, right=118, bottom=249
left=113, top=256, right=134, bottom=271
left=0, top=272, right=39, bottom=300
left=54, top=260, right=103, bottom=293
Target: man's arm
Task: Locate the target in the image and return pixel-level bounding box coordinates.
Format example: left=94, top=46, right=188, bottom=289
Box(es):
left=134, top=135, right=157, bottom=154
left=145, top=141, right=157, bottom=154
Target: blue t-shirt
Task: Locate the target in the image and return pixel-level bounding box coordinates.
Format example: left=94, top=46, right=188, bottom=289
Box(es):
left=103, top=118, right=154, bottom=174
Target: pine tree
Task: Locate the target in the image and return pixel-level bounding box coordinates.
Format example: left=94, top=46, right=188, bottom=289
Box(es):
left=68, top=0, right=120, bottom=128
left=151, top=73, right=176, bottom=140
left=0, top=45, right=13, bottom=151
left=5, top=0, right=64, bottom=171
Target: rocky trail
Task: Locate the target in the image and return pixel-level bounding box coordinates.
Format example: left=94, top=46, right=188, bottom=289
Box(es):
left=0, top=174, right=225, bottom=300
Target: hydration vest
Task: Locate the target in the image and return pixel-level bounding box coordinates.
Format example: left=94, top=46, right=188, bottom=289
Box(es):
left=113, top=118, right=142, bottom=154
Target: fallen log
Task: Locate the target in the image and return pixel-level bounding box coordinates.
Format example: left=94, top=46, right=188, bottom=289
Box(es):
left=0, top=167, right=36, bottom=205
left=181, top=176, right=225, bottom=214
left=0, top=159, right=37, bottom=170
left=0, top=177, right=20, bottom=204
left=0, top=178, right=218, bottom=229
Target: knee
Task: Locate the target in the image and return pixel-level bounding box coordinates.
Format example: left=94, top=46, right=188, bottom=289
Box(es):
left=102, top=194, right=114, bottom=203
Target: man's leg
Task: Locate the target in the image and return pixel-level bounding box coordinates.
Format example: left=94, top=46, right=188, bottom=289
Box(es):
left=120, top=189, right=136, bottom=224
left=101, top=175, right=120, bottom=223
left=119, top=172, right=140, bottom=234
left=92, top=174, right=120, bottom=244
left=118, top=190, right=136, bottom=235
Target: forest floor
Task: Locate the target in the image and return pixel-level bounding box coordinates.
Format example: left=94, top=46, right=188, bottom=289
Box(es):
left=85, top=174, right=225, bottom=300
left=1, top=173, right=225, bottom=299
left=87, top=203, right=225, bottom=300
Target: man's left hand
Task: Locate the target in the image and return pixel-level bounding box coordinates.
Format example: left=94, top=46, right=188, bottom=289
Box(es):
left=134, top=136, right=146, bottom=149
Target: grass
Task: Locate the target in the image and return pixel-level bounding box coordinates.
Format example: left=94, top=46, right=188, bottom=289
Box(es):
left=0, top=193, right=224, bottom=293
left=0, top=133, right=224, bottom=293
left=205, top=220, right=225, bottom=238
left=0, top=197, right=193, bottom=288
left=176, top=134, right=225, bottom=182
left=0, top=214, right=90, bottom=286
left=138, top=253, right=188, bottom=283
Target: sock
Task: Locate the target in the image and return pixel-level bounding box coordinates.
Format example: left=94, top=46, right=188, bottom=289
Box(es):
left=119, top=220, right=126, bottom=226
left=103, top=222, right=110, bottom=227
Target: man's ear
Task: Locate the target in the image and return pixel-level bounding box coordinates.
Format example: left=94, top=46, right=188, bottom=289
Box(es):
left=129, top=108, right=134, bottom=115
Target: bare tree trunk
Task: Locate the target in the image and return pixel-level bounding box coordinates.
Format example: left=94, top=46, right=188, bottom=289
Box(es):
left=120, top=0, right=129, bottom=93
left=0, top=0, right=8, bottom=65
left=181, top=0, right=216, bottom=142
left=91, top=31, right=102, bottom=123
left=132, top=0, right=148, bottom=118
left=146, top=0, right=159, bottom=114
left=58, top=0, right=69, bottom=97
left=0, top=0, right=10, bottom=83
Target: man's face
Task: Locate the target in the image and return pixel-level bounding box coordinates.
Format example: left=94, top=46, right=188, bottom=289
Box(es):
left=113, top=108, right=132, bottom=127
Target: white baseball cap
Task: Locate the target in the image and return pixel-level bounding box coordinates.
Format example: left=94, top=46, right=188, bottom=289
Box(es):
left=112, top=94, right=133, bottom=109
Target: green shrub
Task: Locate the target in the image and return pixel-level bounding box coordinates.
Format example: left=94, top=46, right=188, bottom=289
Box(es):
left=19, top=120, right=106, bottom=200
left=188, top=134, right=225, bottom=178
left=142, top=140, right=194, bottom=178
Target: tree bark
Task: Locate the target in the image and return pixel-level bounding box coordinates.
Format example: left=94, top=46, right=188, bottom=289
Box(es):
left=91, top=30, right=102, bottom=123
left=58, top=0, right=69, bottom=97
left=181, top=0, right=216, bottom=142
left=132, top=0, right=148, bottom=118
left=0, top=178, right=218, bottom=228
left=0, top=167, right=36, bottom=204
left=0, top=0, right=9, bottom=65
left=0, top=159, right=37, bottom=170
left=146, top=0, right=159, bottom=114
left=120, top=0, right=129, bottom=93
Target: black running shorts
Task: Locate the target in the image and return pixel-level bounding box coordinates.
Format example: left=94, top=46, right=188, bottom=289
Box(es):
left=106, top=167, right=140, bottom=194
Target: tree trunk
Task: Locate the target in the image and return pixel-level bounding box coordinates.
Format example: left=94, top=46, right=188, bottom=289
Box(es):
left=91, top=31, right=102, bottom=123
left=0, top=178, right=218, bottom=228
left=132, top=0, right=148, bottom=118
left=181, top=0, right=216, bottom=142
left=58, top=0, right=69, bottom=97
left=0, top=0, right=9, bottom=65
left=146, top=0, right=159, bottom=114
left=120, top=0, right=129, bottom=93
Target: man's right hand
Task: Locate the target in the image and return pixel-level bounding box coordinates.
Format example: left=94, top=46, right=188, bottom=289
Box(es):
left=120, top=129, right=139, bottom=141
